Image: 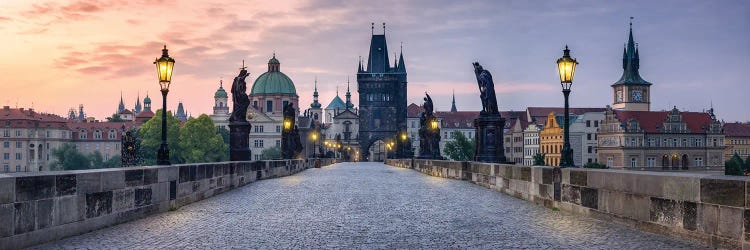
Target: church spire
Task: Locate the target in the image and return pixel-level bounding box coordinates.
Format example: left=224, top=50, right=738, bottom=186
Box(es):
left=397, top=42, right=406, bottom=72
left=358, top=56, right=363, bottom=73
left=118, top=91, right=125, bottom=113
left=451, top=90, right=457, bottom=112
left=613, top=17, right=651, bottom=86
left=311, top=77, right=321, bottom=109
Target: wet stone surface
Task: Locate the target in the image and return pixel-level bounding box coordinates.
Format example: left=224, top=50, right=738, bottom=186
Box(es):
left=35, top=162, right=705, bottom=249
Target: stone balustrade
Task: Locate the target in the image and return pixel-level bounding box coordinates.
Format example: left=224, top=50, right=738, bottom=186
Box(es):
left=0, top=158, right=337, bottom=250
left=386, top=158, right=748, bottom=249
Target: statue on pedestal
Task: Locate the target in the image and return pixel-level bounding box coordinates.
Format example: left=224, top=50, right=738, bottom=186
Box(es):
left=472, top=62, right=509, bottom=163
left=418, top=92, right=441, bottom=159
left=229, top=65, right=252, bottom=161
left=282, top=103, right=302, bottom=159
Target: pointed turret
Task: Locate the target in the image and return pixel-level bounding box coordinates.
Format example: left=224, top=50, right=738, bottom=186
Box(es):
left=365, top=24, right=390, bottom=73
left=78, top=104, right=85, bottom=121
left=68, top=108, right=76, bottom=120
left=143, top=93, right=152, bottom=112
left=613, top=18, right=651, bottom=86
left=118, top=92, right=125, bottom=113
left=358, top=56, right=363, bottom=73
left=134, top=92, right=142, bottom=113
left=397, top=43, right=405, bottom=72
left=175, top=102, right=187, bottom=122
left=311, top=78, right=321, bottom=109
left=345, top=77, right=353, bottom=109
left=450, top=91, right=457, bottom=112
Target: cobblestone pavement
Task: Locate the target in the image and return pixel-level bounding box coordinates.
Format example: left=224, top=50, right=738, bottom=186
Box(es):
left=35, top=162, right=705, bottom=249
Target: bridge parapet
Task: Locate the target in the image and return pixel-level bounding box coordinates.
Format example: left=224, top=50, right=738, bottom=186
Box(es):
left=386, top=158, right=749, bottom=249
left=0, top=158, right=337, bottom=250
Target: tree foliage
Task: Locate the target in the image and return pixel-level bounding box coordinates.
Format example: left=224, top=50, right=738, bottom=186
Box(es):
left=138, top=109, right=182, bottom=165
left=106, top=114, right=126, bottom=122
left=178, top=115, right=228, bottom=163
left=583, top=162, right=608, bottom=169
left=443, top=131, right=475, bottom=161
left=725, top=153, right=745, bottom=176
left=261, top=146, right=282, bottom=160
left=51, top=143, right=91, bottom=170
left=533, top=153, right=546, bottom=166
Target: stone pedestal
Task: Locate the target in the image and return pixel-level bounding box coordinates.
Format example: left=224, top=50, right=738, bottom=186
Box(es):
left=474, top=114, right=509, bottom=163
left=229, top=122, right=251, bottom=161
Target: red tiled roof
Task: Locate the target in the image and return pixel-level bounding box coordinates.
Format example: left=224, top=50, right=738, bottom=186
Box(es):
left=527, top=107, right=606, bottom=119
left=0, top=107, right=69, bottom=128
left=67, top=121, right=138, bottom=141
left=613, top=110, right=712, bottom=133
left=722, top=122, right=750, bottom=137
left=136, top=110, right=154, bottom=118
left=407, top=103, right=422, bottom=117
left=436, top=111, right=479, bottom=129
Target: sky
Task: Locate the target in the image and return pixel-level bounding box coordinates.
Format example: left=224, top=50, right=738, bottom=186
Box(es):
left=0, top=0, right=748, bottom=121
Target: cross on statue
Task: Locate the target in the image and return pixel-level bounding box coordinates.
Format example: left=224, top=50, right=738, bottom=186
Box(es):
left=240, top=60, right=246, bottom=71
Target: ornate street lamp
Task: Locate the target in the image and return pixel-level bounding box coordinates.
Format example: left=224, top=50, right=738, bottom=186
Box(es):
left=430, top=119, right=439, bottom=130
left=154, top=45, right=175, bottom=165
left=556, top=45, right=578, bottom=168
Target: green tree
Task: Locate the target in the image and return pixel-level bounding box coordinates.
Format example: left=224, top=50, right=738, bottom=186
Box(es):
left=88, top=151, right=104, bottom=168
left=138, top=109, right=182, bottom=165
left=177, top=115, right=228, bottom=163
left=51, top=143, right=91, bottom=170
left=217, top=126, right=230, bottom=159
left=744, top=156, right=750, bottom=173
left=443, top=131, right=475, bottom=161
left=261, top=146, right=282, bottom=160
left=533, top=153, right=546, bottom=166
left=725, top=153, right=744, bottom=176
left=102, top=155, right=122, bottom=168
left=106, top=114, right=126, bottom=122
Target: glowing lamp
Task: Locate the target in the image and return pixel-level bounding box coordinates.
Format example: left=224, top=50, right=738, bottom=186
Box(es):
left=154, top=45, right=175, bottom=92
left=430, top=119, right=439, bottom=130
left=556, top=45, right=578, bottom=90
left=283, top=119, right=292, bottom=130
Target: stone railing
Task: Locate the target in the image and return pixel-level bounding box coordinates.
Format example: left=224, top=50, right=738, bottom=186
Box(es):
left=385, top=158, right=748, bottom=249
left=0, top=158, right=337, bottom=250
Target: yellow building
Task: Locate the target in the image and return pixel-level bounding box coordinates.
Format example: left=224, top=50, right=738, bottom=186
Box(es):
left=540, top=112, right=563, bottom=166
left=724, top=122, right=750, bottom=160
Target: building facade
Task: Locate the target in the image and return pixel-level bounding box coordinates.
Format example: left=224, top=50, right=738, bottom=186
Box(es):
left=211, top=80, right=230, bottom=130
left=357, top=25, right=407, bottom=161
left=723, top=122, right=750, bottom=160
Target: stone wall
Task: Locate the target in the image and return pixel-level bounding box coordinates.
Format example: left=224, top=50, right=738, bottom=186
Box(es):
left=0, top=159, right=337, bottom=249
left=385, top=158, right=748, bottom=249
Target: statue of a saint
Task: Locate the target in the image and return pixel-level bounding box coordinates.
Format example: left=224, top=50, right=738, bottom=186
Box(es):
left=423, top=92, right=434, bottom=117
left=473, top=62, right=499, bottom=115
left=230, top=68, right=250, bottom=123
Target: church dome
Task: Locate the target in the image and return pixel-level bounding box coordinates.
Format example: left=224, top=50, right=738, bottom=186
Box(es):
left=250, top=54, right=297, bottom=95
left=143, top=95, right=151, bottom=104
left=215, top=85, right=228, bottom=98
left=326, top=95, right=346, bottom=110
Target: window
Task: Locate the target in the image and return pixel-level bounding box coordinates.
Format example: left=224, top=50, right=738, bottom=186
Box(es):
left=2, top=153, right=8, bottom=160
left=15, top=141, right=21, bottom=148
left=253, top=100, right=258, bottom=108
left=2, top=141, right=8, bottom=148
left=631, top=158, right=637, bottom=168
left=15, top=153, right=22, bottom=160
left=276, top=126, right=281, bottom=133
left=15, top=166, right=20, bottom=172
left=80, top=130, right=87, bottom=139
left=15, top=130, right=21, bottom=137
left=283, top=101, right=289, bottom=109
left=647, top=157, right=655, bottom=167
left=254, top=154, right=261, bottom=161
left=586, top=120, right=591, bottom=127
left=587, top=146, right=592, bottom=153
left=2, top=165, right=7, bottom=172
left=253, top=140, right=264, bottom=148
left=630, top=138, right=636, bottom=146
left=2, top=130, right=8, bottom=137
left=607, top=157, right=613, bottom=167
left=587, top=134, right=591, bottom=140
left=266, top=100, right=273, bottom=112
left=682, top=138, right=687, bottom=147
left=410, top=121, right=415, bottom=128
left=254, top=126, right=264, bottom=133
left=594, top=120, right=599, bottom=127
left=695, top=157, right=703, bottom=167
left=46, top=131, right=50, bottom=138
left=276, top=140, right=281, bottom=147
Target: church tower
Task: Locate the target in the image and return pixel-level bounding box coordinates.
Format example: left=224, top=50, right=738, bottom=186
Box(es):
left=612, top=18, right=652, bottom=111
left=134, top=92, right=142, bottom=114
left=309, top=78, right=323, bottom=125
left=211, top=79, right=230, bottom=129
left=357, top=23, right=407, bottom=160
left=143, top=94, right=152, bottom=112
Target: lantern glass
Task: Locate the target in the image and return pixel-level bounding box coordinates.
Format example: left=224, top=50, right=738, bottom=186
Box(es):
left=154, top=45, right=175, bottom=91
left=283, top=120, right=292, bottom=130
left=556, top=46, right=578, bottom=87
left=430, top=120, right=439, bottom=130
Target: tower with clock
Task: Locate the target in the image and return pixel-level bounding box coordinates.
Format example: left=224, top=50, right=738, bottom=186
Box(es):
left=612, top=18, right=652, bottom=112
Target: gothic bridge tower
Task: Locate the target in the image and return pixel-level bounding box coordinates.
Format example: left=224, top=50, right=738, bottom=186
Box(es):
left=357, top=23, right=407, bottom=161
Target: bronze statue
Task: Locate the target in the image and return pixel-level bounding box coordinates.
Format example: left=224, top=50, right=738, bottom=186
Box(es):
left=229, top=68, right=250, bottom=123
left=473, top=62, right=499, bottom=115
left=423, top=92, right=434, bottom=117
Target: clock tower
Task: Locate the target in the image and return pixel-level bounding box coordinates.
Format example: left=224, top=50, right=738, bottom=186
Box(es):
left=612, top=19, right=652, bottom=111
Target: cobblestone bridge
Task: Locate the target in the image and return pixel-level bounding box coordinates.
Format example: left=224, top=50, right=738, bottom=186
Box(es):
left=35, top=162, right=703, bottom=249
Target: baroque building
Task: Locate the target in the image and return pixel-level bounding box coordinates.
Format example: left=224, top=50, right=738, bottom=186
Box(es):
left=722, top=122, right=750, bottom=160
left=246, top=54, right=299, bottom=161
left=612, top=21, right=651, bottom=111
left=357, top=24, right=407, bottom=161
left=211, top=80, right=230, bottom=129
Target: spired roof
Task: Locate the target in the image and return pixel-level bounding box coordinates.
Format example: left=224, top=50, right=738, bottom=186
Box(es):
left=367, top=35, right=390, bottom=73
left=251, top=54, right=297, bottom=95
left=215, top=80, right=228, bottom=98
left=613, top=20, right=652, bottom=86
left=326, top=95, right=346, bottom=110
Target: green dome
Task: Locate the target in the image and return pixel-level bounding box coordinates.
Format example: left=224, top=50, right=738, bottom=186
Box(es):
left=214, top=86, right=228, bottom=98
left=268, top=57, right=280, bottom=64
left=143, top=95, right=151, bottom=104
left=251, top=71, right=297, bottom=95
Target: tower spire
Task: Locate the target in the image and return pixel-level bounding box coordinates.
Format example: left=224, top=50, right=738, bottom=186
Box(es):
left=451, top=90, right=457, bottom=112
left=311, top=77, right=321, bottom=109
left=346, top=76, right=353, bottom=109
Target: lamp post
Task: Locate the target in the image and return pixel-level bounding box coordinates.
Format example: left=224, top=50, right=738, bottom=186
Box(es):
left=310, top=131, right=318, bottom=158
left=556, top=45, right=578, bottom=168
left=154, top=45, right=175, bottom=165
